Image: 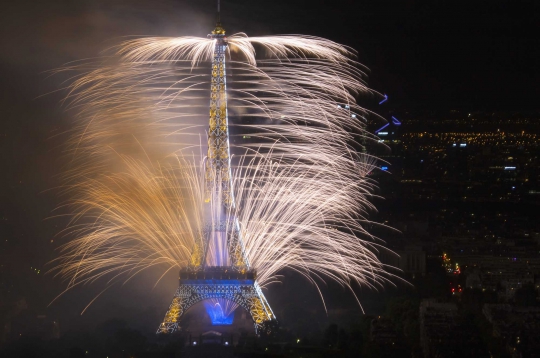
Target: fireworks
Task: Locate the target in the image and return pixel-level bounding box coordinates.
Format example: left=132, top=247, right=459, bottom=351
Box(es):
left=204, top=298, right=238, bottom=325
left=51, top=28, right=398, bottom=311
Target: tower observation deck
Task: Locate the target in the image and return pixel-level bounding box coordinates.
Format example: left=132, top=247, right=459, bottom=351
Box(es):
left=156, top=21, right=275, bottom=334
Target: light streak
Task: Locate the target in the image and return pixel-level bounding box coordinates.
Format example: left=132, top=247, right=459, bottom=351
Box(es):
left=375, top=123, right=390, bottom=134
left=50, top=31, right=399, bottom=311
left=204, top=298, right=237, bottom=325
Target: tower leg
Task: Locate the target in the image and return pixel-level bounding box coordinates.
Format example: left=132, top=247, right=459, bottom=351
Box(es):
left=157, top=288, right=184, bottom=334
left=245, top=284, right=275, bottom=332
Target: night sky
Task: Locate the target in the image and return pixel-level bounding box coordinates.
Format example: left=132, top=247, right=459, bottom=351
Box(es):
left=0, top=0, right=537, bottom=333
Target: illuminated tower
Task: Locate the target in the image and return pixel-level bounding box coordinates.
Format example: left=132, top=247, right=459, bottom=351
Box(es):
left=156, top=18, right=275, bottom=334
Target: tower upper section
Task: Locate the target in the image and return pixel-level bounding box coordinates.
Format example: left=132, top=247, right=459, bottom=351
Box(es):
left=198, top=21, right=249, bottom=272
left=205, top=22, right=233, bottom=208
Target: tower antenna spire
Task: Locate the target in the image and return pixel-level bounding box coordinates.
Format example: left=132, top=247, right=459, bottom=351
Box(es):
left=211, top=0, right=225, bottom=35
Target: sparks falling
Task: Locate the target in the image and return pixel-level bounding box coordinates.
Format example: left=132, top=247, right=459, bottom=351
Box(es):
left=51, top=27, right=399, bottom=313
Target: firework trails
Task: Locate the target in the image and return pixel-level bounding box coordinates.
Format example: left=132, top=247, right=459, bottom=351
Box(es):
left=52, top=19, right=398, bottom=332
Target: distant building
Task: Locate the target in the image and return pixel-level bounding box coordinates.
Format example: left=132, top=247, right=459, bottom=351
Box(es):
left=483, top=304, right=540, bottom=356
left=420, top=299, right=489, bottom=357
left=369, top=317, right=397, bottom=345
left=4, top=311, right=59, bottom=342
left=502, top=274, right=534, bottom=299
left=419, top=300, right=458, bottom=358
left=397, top=246, right=426, bottom=276
left=466, top=271, right=482, bottom=289
left=1, top=297, right=28, bottom=343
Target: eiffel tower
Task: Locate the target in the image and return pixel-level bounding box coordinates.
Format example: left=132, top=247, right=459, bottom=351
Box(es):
left=156, top=16, right=275, bottom=334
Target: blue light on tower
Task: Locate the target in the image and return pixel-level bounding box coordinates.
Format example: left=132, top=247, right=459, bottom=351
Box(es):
left=204, top=300, right=234, bottom=325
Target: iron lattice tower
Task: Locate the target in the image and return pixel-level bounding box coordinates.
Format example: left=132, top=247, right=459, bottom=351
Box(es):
left=157, top=21, right=275, bottom=334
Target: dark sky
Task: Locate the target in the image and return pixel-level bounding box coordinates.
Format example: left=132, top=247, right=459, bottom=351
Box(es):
left=0, top=0, right=537, bottom=333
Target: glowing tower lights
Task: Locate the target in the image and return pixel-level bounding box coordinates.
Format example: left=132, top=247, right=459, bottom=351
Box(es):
left=156, top=20, right=275, bottom=334
left=52, top=3, right=399, bottom=336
